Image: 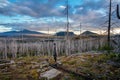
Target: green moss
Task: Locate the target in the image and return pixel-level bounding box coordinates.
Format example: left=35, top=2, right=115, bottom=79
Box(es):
left=0, top=75, right=12, bottom=80
left=69, top=74, right=85, bottom=80
left=30, top=70, right=39, bottom=80
left=68, top=60, right=77, bottom=65
left=98, top=43, right=114, bottom=51
left=81, top=62, right=92, bottom=68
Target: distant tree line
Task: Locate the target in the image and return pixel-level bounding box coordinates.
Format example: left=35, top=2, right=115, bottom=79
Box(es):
left=0, top=38, right=107, bottom=59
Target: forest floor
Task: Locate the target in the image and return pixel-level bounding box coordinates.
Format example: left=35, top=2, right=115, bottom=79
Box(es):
left=0, top=51, right=120, bottom=80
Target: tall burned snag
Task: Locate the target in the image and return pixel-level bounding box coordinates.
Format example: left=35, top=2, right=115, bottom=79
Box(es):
left=107, top=0, right=112, bottom=53
left=66, top=0, right=69, bottom=40
left=117, top=4, right=120, bottom=19
left=64, top=0, right=71, bottom=55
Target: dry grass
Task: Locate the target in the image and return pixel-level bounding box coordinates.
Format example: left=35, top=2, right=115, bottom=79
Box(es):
left=60, top=53, right=120, bottom=80
left=0, top=53, right=120, bottom=80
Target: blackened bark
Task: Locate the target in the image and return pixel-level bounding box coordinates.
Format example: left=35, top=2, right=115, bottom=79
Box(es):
left=117, top=4, right=120, bottom=19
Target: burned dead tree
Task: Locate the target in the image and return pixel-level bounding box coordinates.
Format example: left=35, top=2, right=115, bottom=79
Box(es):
left=66, top=0, right=69, bottom=40
left=117, top=4, right=120, bottom=19
left=107, top=0, right=112, bottom=52
left=53, top=43, right=57, bottom=62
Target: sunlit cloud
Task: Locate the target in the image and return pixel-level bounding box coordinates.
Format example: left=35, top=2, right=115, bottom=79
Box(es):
left=0, top=25, right=12, bottom=32
left=59, top=5, right=66, bottom=9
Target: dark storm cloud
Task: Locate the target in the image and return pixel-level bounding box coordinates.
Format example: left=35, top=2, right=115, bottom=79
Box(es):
left=0, top=0, right=120, bottom=33
left=0, top=0, right=108, bottom=17
left=0, top=0, right=66, bottom=17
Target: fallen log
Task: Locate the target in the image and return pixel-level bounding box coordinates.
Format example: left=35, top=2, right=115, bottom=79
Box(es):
left=50, top=64, right=93, bottom=80
left=0, top=63, right=12, bottom=69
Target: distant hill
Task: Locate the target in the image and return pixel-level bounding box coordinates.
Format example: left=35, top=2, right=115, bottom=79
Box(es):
left=81, top=31, right=98, bottom=36
left=19, top=29, right=42, bottom=34
left=55, top=31, right=75, bottom=36
left=73, top=31, right=99, bottom=39
left=0, top=29, right=45, bottom=37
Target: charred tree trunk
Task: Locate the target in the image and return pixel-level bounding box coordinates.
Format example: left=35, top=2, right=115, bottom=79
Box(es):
left=108, top=0, right=112, bottom=53
left=117, top=4, right=120, bottom=19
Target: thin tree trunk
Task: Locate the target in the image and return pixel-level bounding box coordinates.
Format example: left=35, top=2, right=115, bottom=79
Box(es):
left=108, top=0, right=112, bottom=52
left=117, top=4, right=120, bottom=19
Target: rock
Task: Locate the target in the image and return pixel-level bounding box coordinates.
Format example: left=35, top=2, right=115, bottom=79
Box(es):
left=31, top=61, right=37, bottom=64
left=40, top=68, right=48, bottom=72
left=40, top=61, right=49, bottom=70
left=40, top=69, right=62, bottom=80
left=40, top=63, right=49, bottom=68
left=10, top=60, right=15, bottom=64
left=31, top=64, right=39, bottom=69
left=57, top=61, right=62, bottom=66
left=40, top=66, right=53, bottom=73
left=41, top=61, right=49, bottom=66
left=10, top=64, right=16, bottom=69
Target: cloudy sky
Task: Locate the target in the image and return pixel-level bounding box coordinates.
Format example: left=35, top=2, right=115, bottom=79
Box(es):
left=0, top=0, right=120, bottom=34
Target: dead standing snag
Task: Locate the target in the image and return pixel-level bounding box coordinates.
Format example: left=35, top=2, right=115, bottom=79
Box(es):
left=53, top=43, right=57, bottom=62
left=117, top=4, right=120, bottom=19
